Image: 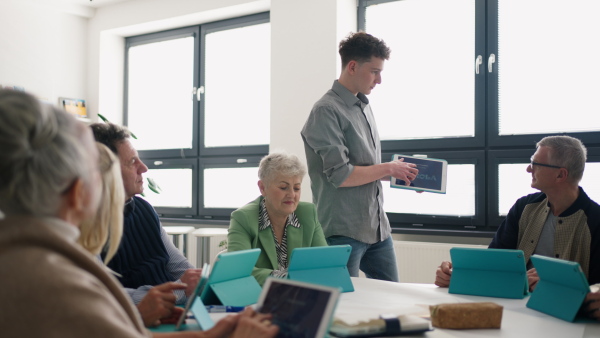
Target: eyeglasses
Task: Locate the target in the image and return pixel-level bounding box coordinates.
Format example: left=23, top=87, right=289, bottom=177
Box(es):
left=530, top=161, right=562, bottom=169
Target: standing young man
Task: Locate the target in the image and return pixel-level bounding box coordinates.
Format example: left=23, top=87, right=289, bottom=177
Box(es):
left=301, top=32, right=418, bottom=282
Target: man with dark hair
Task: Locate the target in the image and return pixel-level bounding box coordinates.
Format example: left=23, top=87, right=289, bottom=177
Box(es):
left=301, top=32, right=418, bottom=282
left=90, top=122, right=201, bottom=310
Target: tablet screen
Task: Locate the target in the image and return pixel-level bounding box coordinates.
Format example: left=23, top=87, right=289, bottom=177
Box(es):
left=257, top=279, right=339, bottom=338
left=391, top=154, right=447, bottom=193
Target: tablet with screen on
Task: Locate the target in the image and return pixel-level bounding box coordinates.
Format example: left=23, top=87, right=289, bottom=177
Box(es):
left=390, top=154, right=448, bottom=194
left=257, top=278, right=340, bottom=338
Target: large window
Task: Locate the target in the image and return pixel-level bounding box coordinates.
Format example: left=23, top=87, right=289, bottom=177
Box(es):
left=360, top=0, right=600, bottom=235
left=125, top=13, right=270, bottom=220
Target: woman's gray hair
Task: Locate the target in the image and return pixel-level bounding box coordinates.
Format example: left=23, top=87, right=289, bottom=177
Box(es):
left=537, top=135, right=587, bottom=183
left=258, top=152, right=307, bottom=185
left=0, top=90, right=94, bottom=217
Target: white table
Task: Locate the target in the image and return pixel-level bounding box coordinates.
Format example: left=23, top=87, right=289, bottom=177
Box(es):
left=337, top=277, right=600, bottom=338
left=157, top=277, right=600, bottom=337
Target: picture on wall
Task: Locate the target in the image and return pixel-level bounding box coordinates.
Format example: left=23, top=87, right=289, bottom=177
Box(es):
left=59, top=97, right=87, bottom=118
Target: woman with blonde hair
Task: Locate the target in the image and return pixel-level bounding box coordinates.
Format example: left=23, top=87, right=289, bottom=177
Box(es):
left=78, top=142, right=124, bottom=264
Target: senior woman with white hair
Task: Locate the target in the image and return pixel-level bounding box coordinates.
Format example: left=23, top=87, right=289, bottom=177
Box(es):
left=228, top=152, right=328, bottom=285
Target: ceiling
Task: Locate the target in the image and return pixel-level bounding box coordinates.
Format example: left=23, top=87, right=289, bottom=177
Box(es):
left=37, top=0, right=130, bottom=9
left=52, top=0, right=133, bottom=9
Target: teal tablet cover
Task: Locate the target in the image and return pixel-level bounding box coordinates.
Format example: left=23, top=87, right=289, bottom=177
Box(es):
left=526, top=255, right=590, bottom=322
left=189, top=297, right=214, bottom=330
left=201, top=248, right=262, bottom=306
left=449, top=247, right=528, bottom=299
left=287, top=245, right=354, bottom=292
left=176, top=263, right=210, bottom=330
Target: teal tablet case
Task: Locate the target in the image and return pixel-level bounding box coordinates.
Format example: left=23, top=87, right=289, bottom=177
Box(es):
left=526, top=255, right=590, bottom=322
left=287, top=245, right=354, bottom=292
left=200, top=248, right=262, bottom=306
left=449, top=247, right=528, bottom=299
left=176, top=263, right=210, bottom=330
left=189, top=297, right=214, bottom=330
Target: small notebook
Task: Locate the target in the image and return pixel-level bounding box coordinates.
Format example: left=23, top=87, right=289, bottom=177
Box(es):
left=449, top=247, right=528, bottom=299
left=329, top=315, right=432, bottom=337
left=287, top=245, right=354, bottom=292
left=200, top=248, right=262, bottom=306
left=526, top=255, right=590, bottom=322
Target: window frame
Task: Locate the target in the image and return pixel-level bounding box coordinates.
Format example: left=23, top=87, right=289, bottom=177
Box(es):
left=198, top=12, right=270, bottom=157
left=198, top=156, right=264, bottom=220
left=359, top=0, right=600, bottom=236
left=124, top=13, right=270, bottom=220
left=124, top=25, right=201, bottom=160
left=382, top=150, right=489, bottom=236
left=488, top=147, right=600, bottom=228
left=144, top=158, right=198, bottom=217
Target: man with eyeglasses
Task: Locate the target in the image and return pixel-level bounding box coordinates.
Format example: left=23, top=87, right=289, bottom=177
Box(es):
left=435, top=136, right=600, bottom=298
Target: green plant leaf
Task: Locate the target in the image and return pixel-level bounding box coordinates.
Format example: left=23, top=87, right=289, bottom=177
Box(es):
left=97, top=113, right=109, bottom=123
left=147, top=177, right=162, bottom=194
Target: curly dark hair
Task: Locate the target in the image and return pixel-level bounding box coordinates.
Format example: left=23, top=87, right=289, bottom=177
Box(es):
left=90, top=122, right=132, bottom=155
left=339, top=31, right=391, bottom=68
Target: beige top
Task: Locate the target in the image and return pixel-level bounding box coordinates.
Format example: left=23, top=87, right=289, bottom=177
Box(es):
left=518, top=199, right=591, bottom=277
left=0, top=215, right=152, bottom=338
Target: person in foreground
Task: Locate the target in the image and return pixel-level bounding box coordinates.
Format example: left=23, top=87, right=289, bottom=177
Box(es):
left=227, top=152, right=328, bottom=285
left=434, top=136, right=600, bottom=317
left=301, top=32, right=418, bottom=282
left=90, top=122, right=201, bottom=307
left=0, top=89, right=278, bottom=337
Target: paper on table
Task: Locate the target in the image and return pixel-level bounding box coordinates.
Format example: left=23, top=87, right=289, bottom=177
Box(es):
left=334, top=304, right=428, bottom=325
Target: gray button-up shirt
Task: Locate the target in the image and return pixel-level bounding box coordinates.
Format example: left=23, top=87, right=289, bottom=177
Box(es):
left=301, top=80, right=390, bottom=244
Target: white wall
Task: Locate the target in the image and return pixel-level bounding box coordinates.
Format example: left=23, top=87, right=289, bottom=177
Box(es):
left=270, top=0, right=355, bottom=201
left=0, top=0, right=90, bottom=104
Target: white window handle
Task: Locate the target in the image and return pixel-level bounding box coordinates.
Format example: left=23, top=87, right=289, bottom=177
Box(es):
left=488, top=53, right=496, bottom=73
left=192, top=86, right=205, bottom=101
left=475, top=55, right=483, bottom=74
left=197, top=86, right=204, bottom=101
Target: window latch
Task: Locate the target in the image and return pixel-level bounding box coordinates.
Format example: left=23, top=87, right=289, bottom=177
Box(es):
left=488, top=53, right=496, bottom=73
left=192, top=86, right=205, bottom=101
left=475, top=55, right=483, bottom=75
